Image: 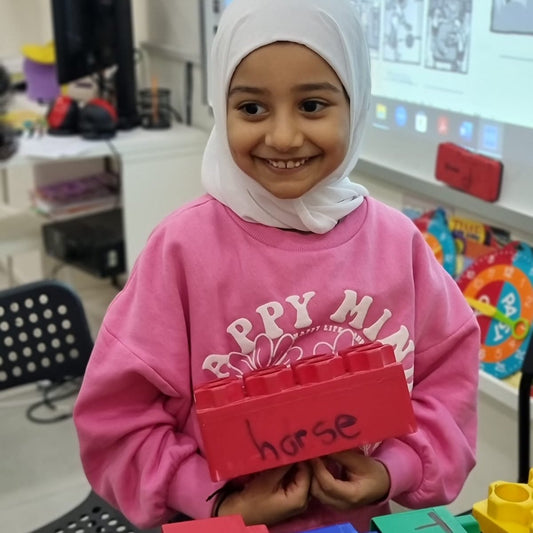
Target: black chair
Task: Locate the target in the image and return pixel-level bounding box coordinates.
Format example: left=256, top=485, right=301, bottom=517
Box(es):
left=0, top=279, right=159, bottom=533
left=0, top=279, right=93, bottom=391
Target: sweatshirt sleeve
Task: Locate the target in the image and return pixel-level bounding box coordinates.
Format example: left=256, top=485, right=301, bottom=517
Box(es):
left=373, top=316, right=479, bottom=507
left=373, top=230, right=480, bottom=508
left=73, top=221, right=224, bottom=529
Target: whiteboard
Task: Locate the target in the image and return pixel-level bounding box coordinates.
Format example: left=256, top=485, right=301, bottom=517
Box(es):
left=354, top=0, right=533, bottom=219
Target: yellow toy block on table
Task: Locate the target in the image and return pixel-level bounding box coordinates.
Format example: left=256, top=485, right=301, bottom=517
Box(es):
left=472, top=468, right=533, bottom=533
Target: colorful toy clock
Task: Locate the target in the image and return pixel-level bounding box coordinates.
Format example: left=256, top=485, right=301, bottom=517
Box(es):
left=414, top=208, right=456, bottom=277
left=457, top=241, right=533, bottom=378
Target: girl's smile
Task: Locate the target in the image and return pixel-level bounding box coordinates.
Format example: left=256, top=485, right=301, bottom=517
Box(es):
left=226, top=42, right=350, bottom=200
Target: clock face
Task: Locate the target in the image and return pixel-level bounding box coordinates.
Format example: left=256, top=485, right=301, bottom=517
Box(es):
left=457, top=242, right=533, bottom=378
left=415, top=208, right=456, bottom=277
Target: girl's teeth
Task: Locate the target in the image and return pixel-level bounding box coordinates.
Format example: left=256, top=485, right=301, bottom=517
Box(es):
left=268, top=158, right=307, bottom=169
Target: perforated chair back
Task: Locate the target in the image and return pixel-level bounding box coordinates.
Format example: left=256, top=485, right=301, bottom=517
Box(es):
left=0, top=279, right=93, bottom=390
left=30, top=490, right=161, bottom=533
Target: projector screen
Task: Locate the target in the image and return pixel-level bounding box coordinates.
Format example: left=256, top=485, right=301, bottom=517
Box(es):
left=200, top=0, right=533, bottom=218
left=353, top=0, right=533, bottom=218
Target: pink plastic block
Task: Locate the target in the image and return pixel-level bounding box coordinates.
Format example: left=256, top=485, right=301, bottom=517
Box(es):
left=195, top=343, right=417, bottom=481
left=162, top=515, right=269, bottom=532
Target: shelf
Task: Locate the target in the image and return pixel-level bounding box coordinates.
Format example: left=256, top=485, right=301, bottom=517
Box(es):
left=355, top=158, right=533, bottom=242
left=478, top=371, right=523, bottom=412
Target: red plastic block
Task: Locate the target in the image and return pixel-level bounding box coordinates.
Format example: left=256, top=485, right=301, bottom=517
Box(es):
left=195, top=343, right=417, bottom=481
left=435, top=142, right=503, bottom=202
left=162, top=515, right=269, bottom=532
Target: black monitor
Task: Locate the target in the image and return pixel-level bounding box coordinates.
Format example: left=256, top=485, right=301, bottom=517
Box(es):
left=50, top=0, right=139, bottom=130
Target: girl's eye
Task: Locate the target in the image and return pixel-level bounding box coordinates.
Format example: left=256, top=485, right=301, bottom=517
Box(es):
left=301, top=100, right=326, bottom=113
left=239, top=102, right=266, bottom=116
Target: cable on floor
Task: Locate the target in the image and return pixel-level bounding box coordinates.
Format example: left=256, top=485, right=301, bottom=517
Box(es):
left=25, top=376, right=82, bottom=424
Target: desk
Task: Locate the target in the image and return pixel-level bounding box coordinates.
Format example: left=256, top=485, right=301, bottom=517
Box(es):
left=1, top=123, right=209, bottom=273
left=106, top=125, right=208, bottom=269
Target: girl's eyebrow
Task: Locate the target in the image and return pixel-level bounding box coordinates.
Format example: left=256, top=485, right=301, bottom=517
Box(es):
left=228, top=82, right=342, bottom=98
left=228, top=85, right=265, bottom=97
left=294, top=82, right=342, bottom=93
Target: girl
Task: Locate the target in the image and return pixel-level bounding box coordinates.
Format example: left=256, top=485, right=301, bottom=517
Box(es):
left=73, top=1, right=480, bottom=531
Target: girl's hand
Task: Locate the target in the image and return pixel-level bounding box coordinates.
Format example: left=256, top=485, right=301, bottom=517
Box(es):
left=309, top=450, right=390, bottom=510
left=217, top=462, right=312, bottom=526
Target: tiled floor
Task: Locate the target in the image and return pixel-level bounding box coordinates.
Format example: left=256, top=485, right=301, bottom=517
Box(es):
left=0, top=264, right=120, bottom=533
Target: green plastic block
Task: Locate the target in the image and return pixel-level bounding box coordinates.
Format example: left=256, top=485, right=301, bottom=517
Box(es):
left=370, top=506, right=480, bottom=532
left=457, top=514, right=481, bottom=533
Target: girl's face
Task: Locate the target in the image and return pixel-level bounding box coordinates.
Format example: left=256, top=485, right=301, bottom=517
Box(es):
left=226, top=42, right=350, bottom=199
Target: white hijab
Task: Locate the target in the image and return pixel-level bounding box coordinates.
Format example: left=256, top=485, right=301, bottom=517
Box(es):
left=201, top=0, right=371, bottom=234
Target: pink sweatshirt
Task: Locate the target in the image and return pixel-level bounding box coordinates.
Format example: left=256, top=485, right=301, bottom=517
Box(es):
left=73, top=195, right=479, bottom=532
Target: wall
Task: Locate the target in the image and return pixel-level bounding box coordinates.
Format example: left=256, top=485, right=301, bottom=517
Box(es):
left=0, top=1, right=53, bottom=59
left=144, top=0, right=200, bottom=54
left=140, top=0, right=214, bottom=130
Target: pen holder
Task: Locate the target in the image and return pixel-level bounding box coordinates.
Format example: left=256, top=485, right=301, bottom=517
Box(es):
left=139, top=87, right=172, bottom=129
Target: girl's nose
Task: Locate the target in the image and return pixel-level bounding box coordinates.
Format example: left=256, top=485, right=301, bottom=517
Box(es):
left=265, top=113, right=304, bottom=152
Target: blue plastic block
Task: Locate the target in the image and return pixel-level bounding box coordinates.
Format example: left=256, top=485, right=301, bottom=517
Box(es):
left=301, top=524, right=359, bottom=532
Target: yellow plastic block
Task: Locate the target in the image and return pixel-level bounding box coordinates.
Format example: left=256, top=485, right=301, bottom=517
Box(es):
left=21, top=42, right=56, bottom=64
left=472, top=469, right=533, bottom=533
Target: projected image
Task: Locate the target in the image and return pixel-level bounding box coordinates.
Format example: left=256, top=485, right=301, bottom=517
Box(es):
left=383, top=0, right=424, bottom=64
left=491, top=0, right=533, bottom=34
left=425, top=0, right=472, bottom=72
left=351, top=0, right=382, bottom=56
